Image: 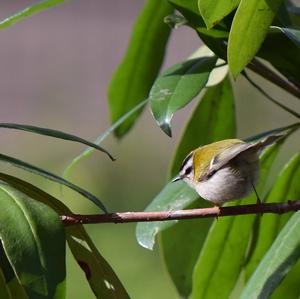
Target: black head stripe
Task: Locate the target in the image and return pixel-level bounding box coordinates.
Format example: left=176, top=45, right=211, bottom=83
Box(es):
left=180, top=152, right=193, bottom=172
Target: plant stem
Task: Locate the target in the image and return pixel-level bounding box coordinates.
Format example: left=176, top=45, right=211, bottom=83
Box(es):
left=243, top=71, right=300, bottom=119
left=247, top=58, right=300, bottom=100
left=62, top=199, right=300, bottom=225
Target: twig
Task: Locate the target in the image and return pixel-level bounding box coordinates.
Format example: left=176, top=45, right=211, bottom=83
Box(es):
left=62, top=200, right=300, bottom=225
left=243, top=71, right=300, bottom=119
left=247, top=58, right=300, bottom=100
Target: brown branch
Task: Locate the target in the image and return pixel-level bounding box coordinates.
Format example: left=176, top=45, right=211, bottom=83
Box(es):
left=61, top=199, right=300, bottom=225
left=247, top=58, right=300, bottom=99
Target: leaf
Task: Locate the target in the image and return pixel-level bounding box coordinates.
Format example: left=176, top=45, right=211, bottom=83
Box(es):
left=0, top=266, right=12, bottom=299
left=6, top=277, right=29, bottom=299
left=245, top=152, right=300, bottom=279
left=0, top=123, right=114, bottom=161
left=270, top=26, right=300, bottom=47
left=108, top=0, right=172, bottom=137
left=136, top=181, right=199, bottom=250
left=168, top=0, right=228, bottom=59
left=160, top=201, right=211, bottom=298
left=63, top=99, right=148, bottom=178
left=66, top=227, right=130, bottom=299
left=228, top=0, right=284, bottom=78
left=0, top=243, right=29, bottom=299
left=258, top=30, right=300, bottom=86
left=0, top=173, right=130, bottom=299
left=0, top=153, right=108, bottom=213
left=150, top=56, right=217, bottom=136
left=136, top=76, right=236, bottom=251
left=239, top=211, right=300, bottom=299
left=168, top=0, right=204, bottom=28
left=271, top=259, right=300, bottom=299
left=0, top=0, right=65, bottom=29
left=244, top=122, right=300, bottom=143
left=198, top=0, right=240, bottom=29
left=161, top=76, right=236, bottom=297
left=0, top=183, right=66, bottom=299
left=191, top=142, right=284, bottom=299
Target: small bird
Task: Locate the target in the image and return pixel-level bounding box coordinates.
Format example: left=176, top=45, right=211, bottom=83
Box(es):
left=172, top=135, right=282, bottom=206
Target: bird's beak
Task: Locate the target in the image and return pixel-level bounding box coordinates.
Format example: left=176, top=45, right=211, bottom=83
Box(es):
left=171, top=175, right=183, bottom=183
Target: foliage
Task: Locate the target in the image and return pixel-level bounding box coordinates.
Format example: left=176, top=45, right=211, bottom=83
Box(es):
left=0, top=0, right=299, bottom=299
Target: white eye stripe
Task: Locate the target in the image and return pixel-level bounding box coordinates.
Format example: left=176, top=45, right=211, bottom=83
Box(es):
left=180, top=153, right=193, bottom=172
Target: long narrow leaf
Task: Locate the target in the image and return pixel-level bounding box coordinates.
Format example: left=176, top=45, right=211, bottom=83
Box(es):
left=245, top=152, right=300, bottom=278
left=240, top=211, right=300, bottom=299
left=108, top=0, right=172, bottom=137
left=0, top=153, right=107, bottom=213
left=244, top=123, right=300, bottom=143
left=0, top=0, right=65, bottom=29
left=0, top=123, right=114, bottom=161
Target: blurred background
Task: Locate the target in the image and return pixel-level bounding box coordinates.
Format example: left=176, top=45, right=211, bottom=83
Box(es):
left=0, top=1, right=298, bottom=298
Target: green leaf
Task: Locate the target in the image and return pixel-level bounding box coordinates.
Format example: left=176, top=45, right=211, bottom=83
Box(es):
left=0, top=184, right=66, bottom=299
left=136, top=76, right=235, bottom=251
left=168, top=0, right=200, bottom=16
left=0, top=0, right=65, bottom=29
left=270, top=26, right=300, bottom=47
left=6, top=277, right=29, bottom=299
left=191, top=142, right=284, bottom=299
left=168, top=0, right=228, bottom=59
left=161, top=76, right=236, bottom=297
left=150, top=56, right=217, bottom=136
left=0, top=242, right=29, bottom=299
left=0, top=123, right=114, bottom=161
left=66, top=227, right=130, bottom=299
left=244, top=122, right=300, bottom=143
left=271, top=259, right=300, bottom=299
left=0, top=267, right=12, bottom=299
left=0, top=153, right=108, bottom=213
left=0, top=173, right=130, bottom=299
left=108, top=0, right=172, bottom=137
left=228, top=0, right=284, bottom=78
left=198, top=0, right=240, bottom=29
left=160, top=201, right=211, bottom=298
left=257, top=30, right=300, bottom=86
left=136, top=181, right=199, bottom=250
left=239, top=211, right=300, bottom=299
left=245, top=152, right=300, bottom=279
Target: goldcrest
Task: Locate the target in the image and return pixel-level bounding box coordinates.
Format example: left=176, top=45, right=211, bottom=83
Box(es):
left=172, top=135, right=282, bottom=206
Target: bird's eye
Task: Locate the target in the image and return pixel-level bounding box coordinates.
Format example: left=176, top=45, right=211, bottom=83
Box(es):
left=185, top=166, right=192, bottom=175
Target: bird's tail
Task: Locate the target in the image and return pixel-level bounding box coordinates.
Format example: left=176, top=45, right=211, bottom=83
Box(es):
left=251, top=134, right=284, bottom=152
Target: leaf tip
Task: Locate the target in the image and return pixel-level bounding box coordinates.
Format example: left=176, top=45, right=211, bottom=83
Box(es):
left=160, top=122, right=172, bottom=137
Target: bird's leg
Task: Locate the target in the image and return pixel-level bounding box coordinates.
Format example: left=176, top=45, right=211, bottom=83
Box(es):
left=251, top=182, right=262, bottom=204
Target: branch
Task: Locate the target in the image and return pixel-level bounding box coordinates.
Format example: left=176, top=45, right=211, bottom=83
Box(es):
left=247, top=58, right=300, bottom=100
left=62, top=200, right=300, bottom=225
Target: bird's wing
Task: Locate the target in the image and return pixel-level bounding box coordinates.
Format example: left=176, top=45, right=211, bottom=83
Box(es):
left=207, top=143, right=253, bottom=175
left=205, top=134, right=283, bottom=178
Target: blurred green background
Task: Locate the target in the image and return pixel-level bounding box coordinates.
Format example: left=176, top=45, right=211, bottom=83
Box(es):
left=0, top=1, right=299, bottom=298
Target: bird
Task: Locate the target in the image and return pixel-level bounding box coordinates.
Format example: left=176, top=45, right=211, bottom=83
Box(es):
left=172, top=135, right=282, bottom=206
